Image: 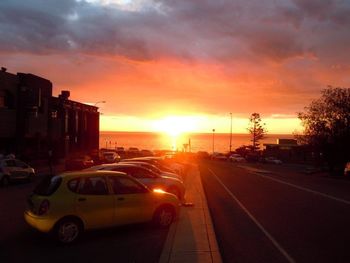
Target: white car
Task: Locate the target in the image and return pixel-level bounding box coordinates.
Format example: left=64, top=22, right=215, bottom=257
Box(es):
left=0, top=158, right=35, bottom=186
left=229, top=154, right=246, bottom=162
left=102, top=151, right=120, bottom=163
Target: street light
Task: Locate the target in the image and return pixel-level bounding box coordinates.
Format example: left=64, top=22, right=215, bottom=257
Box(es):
left=229, top=112, right=233, bottom=153
left=212, top=128, right=215, bottom=155
left=94, top=100, right=106, bottom=106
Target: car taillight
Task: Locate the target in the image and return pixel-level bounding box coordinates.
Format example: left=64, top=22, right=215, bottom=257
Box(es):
left=38, top=199, right=50, bottom=215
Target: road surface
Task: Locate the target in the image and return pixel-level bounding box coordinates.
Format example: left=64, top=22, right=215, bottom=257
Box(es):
left=200, top=161, right=350, bottom=263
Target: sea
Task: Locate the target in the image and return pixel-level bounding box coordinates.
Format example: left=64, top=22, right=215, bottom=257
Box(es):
left=100, top=132, right=294, bottom=153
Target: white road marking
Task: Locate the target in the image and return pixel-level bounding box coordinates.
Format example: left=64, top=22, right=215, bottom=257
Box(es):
left=208, top=168, right=296, bottom=263
left=247, top=170, right=350, bottom=206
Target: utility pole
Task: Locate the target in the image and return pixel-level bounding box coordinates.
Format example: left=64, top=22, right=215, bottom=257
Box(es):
left=212, top=129, right=215, bottom=155
left=229, top=112, right=232, bottom=153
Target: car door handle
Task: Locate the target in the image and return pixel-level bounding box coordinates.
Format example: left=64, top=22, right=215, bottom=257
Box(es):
left=117, top=197, right=125, bottom=201
left=78, top=197, right=86, bottom=202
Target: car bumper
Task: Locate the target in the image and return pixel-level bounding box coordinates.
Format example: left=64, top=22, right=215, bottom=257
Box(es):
left=24, top=211, right=56, bottom=233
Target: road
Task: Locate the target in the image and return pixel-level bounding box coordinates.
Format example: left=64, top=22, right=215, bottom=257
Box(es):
left=200, top=161, right=350, bottom=263
left=0, top=177, right=168, bottom=263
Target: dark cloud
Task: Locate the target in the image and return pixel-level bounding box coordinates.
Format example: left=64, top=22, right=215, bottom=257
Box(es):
left=1, top=0, right=350, bottom=119
left=0, top=0, right=349, bottom=63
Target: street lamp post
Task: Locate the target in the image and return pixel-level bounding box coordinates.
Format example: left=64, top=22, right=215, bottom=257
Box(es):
left=212, top=128, right=215, bottom=155
left=229, top=112, right=232, bottom=153
left=94, top=100, right=106, bottom=106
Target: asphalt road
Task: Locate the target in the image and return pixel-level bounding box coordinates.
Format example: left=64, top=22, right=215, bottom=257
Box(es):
left=0, top=177, right=168, bottom=263
left=200, top=161, right=350, bottom=263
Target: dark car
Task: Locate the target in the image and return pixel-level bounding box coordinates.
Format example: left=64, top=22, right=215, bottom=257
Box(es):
left=65, top=155, right=94, bottom=171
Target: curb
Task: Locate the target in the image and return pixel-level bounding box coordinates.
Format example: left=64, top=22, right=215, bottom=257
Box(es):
left=159, top=164, right=222, bottom=263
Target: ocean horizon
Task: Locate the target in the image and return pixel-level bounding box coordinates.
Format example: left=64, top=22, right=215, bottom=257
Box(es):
left=100, top=131, right=295, bottom=153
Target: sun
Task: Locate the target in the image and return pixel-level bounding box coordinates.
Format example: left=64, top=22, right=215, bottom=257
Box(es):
left=152, top=116, right=199, bottom=136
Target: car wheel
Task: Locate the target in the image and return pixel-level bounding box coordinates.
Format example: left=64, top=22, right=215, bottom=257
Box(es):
left=153, top=206, right=175, bottom=228
left=167, top=187, right=181, bottom=200
left=55, top=218, right=83, bottom=244
left=1, top=176, right=10, bottom=187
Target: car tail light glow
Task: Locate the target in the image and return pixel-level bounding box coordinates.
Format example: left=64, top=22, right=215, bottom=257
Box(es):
left=38, top=199, right=50, bottom=215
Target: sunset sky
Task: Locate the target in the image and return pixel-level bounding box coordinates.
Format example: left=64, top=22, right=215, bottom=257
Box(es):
left=1, top=0, right=350, bottom=134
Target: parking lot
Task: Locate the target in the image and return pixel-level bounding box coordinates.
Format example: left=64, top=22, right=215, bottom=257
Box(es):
left=0, top=176, right=169, bottom=263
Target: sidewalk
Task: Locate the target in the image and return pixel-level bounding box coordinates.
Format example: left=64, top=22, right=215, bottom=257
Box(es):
left=159, top=164, right=222, bottom=263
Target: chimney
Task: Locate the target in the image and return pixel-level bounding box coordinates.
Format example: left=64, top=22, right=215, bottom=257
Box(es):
left=58, top=90, right=70, bottom=100
left=1, top=67, right=7, bottom=72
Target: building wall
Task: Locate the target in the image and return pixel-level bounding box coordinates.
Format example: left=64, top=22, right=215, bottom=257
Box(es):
left=0, top=68, right=100, bottom=160
left=0, top=70, right=18, bottom=140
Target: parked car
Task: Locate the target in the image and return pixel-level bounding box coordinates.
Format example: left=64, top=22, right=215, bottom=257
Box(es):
left=0, top=158, right=35, bottom=186
left=115, top=147, right=126, bottom=157
left=264, top=157, right=282, bottom=164
left=229, top=154, right=246, bottom=163
left=128, top=147, right=140, bottom=156
left=197, top=151, right=210, bottom=159
left=24, top=170, right=180, bottom=244
left=65, top=155, right=94, bottom=171
left=344, top=162, right=350, bottom=176
left=140, top=149, right=154, bottom=157
left=118, top=161, right=183, bottom=181
left=211, top=152, right=228, bottom=161
left=102, top=151, right=121, bottom=163
left=140, top=156, right=185, bottom=176
left=85, top=163, right=185, bottom=201
left=122, top=157, right=179, bottom=175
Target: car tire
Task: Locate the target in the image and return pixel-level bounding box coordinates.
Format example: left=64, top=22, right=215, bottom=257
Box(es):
left=1, top=176, right=10, bottom=187
left=153, top=205, right=175, bottom=228
left=54, top=217, right=83, bottom=244
left=167, top=187, right=181, bottom=200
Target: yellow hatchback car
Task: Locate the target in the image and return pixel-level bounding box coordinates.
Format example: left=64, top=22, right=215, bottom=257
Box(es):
left=24, top=171, right=180, bottom=243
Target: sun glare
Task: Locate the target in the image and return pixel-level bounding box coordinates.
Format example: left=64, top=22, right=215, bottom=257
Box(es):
left=152, top=116, right=199, bottom=136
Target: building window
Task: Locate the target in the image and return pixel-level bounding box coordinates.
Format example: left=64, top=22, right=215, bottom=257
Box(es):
left=0, top=90, right=14, bottom=109
left=0, top=91, right=4, bottom=108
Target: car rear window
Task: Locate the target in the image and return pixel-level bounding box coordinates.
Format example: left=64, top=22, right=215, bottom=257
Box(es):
left=34, top=175, right=62, bottom=196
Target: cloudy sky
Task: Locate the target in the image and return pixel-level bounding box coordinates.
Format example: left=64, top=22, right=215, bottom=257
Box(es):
left=1, top=0, right=350, bottom=133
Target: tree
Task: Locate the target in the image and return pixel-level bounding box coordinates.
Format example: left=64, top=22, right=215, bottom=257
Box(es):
left=298, top=86, right=350, bottom=175
left=247, top=113, right=267, bottom=151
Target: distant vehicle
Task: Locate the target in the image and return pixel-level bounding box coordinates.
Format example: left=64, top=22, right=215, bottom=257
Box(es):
left=115, top=147, right=126, bottom=156
left=102, top=151, right=121, bottom=163
left=85, top=163, right=185, bottom=201
left=0, top=158, right=35, bottom=186
left=65, top=155, right=94, bottom=171
left=128, top=147, right=139, bottom=154
left=211, top=152, right=228, bottom=161
left=345, top=162, right=350, bottom=176
left=197, top=151, right=210, bottom=159
left=229, top=154, right=246, bottom=163
left=264, top=157, right=282, bottom=164
left=140, top=149, right=154, bottom=157
left=24, top=171, right=180, bottom=244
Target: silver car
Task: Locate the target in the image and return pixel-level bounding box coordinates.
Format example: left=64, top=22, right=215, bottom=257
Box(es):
left=0, top=158, right=35, bottom=186
left=85, top=163, right=185, bottom=202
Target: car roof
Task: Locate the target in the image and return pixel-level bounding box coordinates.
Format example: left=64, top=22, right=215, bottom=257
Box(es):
left=58, top=170, right=127, bottom=179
